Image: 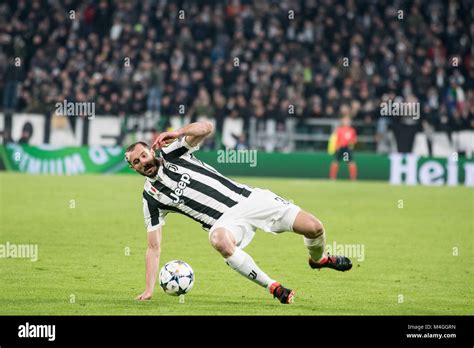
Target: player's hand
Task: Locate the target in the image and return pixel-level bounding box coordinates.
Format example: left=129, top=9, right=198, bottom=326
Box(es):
left=152, top=131, right=181, bottom=150
left=136, top=291, right=153, bottom=301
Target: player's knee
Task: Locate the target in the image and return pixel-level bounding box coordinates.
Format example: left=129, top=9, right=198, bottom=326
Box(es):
left=307, top=217, right=324, bottom=239
left=209, top=229, right=235, bottom=257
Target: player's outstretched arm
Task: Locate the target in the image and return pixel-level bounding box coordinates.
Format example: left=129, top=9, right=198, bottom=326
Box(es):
left=136, top=227, right=162, bottom=301
left=151, top=121, right=213, bottom=150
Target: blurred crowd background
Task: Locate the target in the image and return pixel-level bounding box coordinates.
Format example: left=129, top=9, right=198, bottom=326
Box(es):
left=0, top=0, right=472, bottom=150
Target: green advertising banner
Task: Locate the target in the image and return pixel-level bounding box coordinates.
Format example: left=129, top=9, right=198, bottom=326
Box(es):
left=196, top=151, right=391, bottom=180
left=196, top=151, right=473, bottom=185
left=0, top=145, right=472, bottom=186
left=0, top=144, right=133, bottom=175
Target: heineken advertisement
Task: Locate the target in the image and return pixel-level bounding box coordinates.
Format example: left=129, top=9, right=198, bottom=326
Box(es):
left=0, top=145, right=472, bottom=186
left=388, top=153, right=474, bottom=186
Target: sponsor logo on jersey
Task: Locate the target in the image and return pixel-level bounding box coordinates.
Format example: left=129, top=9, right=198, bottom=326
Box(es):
left=170, top=173, right=191, bottom=203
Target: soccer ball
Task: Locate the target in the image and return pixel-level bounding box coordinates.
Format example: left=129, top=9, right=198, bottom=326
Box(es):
left=159, top=260, right=195, bottom=296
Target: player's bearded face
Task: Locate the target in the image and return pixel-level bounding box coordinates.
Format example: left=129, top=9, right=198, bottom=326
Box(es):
left=129, top=147, right=160, bottom=177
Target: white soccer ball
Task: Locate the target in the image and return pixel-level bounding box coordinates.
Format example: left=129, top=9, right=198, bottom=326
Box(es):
left=159, top=260, right=195, bottom=296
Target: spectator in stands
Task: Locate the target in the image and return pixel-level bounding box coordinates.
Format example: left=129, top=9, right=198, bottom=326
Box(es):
left=18, top=122, right=33, bottom=144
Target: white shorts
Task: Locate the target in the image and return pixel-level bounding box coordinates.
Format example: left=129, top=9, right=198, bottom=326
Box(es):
left=209, top=188, right=301, bottom=249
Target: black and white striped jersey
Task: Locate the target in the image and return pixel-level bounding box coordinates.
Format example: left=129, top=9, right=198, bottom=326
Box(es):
left=142, top=137, right=253, bottom=232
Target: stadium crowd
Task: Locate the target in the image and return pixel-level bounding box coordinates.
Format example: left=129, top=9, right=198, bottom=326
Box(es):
left=1, top=0, right=473, bottom=142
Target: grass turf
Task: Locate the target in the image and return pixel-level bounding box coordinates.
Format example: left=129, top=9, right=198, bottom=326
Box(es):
left=0, top=172, right=472, bottom=315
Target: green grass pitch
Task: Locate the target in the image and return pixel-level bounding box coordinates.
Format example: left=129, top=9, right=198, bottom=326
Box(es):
left=0, top=172, right=472, bottom=315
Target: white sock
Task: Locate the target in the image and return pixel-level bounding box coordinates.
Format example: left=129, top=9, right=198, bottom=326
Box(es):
left=225, top=248, right=275, bottom=289
left=304, top=233, right=326, bottom=263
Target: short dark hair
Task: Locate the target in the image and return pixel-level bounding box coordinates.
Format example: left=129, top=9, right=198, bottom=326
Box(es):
left=124, top=141, right=149, bottom=164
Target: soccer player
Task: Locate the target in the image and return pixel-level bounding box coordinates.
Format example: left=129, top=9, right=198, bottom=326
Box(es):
left=126, top=121, right=352, bottom=304
left=329, top=109, right=358, bottom=180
